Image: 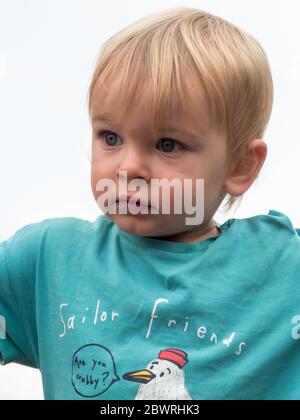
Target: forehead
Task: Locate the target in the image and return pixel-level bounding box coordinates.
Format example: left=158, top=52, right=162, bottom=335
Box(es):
left=90, top=73, right=211, bottom=134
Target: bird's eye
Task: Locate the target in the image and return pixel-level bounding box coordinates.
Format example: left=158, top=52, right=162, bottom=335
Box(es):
left=160, top=372, right=165, bottom=378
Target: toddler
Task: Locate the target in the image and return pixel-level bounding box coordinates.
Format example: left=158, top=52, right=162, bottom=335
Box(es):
left=1, top=7, right=300, bottom=400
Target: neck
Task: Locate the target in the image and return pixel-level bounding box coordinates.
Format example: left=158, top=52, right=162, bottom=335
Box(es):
left=155, top=220, right=220, bottom=244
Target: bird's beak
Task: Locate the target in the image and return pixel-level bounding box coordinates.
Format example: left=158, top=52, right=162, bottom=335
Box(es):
left=123, top=369, right=156, bottom=384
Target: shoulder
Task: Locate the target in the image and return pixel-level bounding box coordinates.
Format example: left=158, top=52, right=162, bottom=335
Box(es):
left=4, top=214, right=108, bottom=241
left=37, top=214, right=111, bottom=243
left=1, top=214, right=112, bottom=265
left=218, top=209, right=300, bottom=268
left=223, top=209, right=299, bottom=241
left=258, top=209, right=298, bottom=232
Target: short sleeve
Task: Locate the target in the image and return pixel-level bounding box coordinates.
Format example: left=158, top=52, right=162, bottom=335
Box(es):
left=0, top=221, right=47, bottom=368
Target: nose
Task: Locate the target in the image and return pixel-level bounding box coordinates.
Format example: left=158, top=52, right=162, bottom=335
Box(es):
left=117, top=148, right=151, bottom=183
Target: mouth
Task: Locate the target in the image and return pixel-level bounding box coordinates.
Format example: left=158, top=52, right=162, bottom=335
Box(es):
left=116, top=197, right=153, bottom=210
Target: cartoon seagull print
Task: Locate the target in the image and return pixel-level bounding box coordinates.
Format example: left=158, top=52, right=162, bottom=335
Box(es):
left=123, top=348, right=192, bottom=400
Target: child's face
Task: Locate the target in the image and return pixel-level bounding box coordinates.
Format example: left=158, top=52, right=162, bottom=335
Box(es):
left=90, top=76, right=230, bottom=242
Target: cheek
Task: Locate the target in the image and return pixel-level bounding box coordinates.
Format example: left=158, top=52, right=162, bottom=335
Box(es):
left=91, top=152, right=113, bottom=183
left=90, top=171, right=99, bottom=202
left=91, top=170, right=98, bottom=195
left=188, top=158, right=227, bottom=203
left=90, top=165, right=108, bottom=201
left=197, top=149, right=227, bottom=188
left=201, top=166, right=227, bottom=208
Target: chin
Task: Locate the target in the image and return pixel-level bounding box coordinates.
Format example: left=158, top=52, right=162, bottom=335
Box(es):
left=110, top=213, right=161, bottom=237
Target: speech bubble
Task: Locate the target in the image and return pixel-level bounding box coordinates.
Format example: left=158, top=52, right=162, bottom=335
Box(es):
left=72, top=344, right=120, bottom=398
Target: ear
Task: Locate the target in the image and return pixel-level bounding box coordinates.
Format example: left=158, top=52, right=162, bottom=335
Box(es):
left=224, top=139, right=268, bottom=197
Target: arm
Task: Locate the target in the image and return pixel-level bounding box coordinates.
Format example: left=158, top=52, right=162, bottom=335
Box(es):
left=0, top=222, right=45, bottom=369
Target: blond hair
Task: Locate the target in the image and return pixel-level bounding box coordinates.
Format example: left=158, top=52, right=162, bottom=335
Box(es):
left=87, top=7, right=273, bottom=212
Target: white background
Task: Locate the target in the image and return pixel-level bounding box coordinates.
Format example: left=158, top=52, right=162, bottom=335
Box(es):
left=0, top=0, right=299, bottom=400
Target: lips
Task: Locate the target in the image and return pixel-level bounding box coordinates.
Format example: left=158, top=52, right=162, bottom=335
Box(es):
left=116, top=195, right=152, bottom=209
left=117, top=199, right=150, bottom=210
left=117, top=194, right=137, bottom=202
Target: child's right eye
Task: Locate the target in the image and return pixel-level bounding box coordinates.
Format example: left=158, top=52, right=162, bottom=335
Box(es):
left=97, top=131, right=122, bottom=147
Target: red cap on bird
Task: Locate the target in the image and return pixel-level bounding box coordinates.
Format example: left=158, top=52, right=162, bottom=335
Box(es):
left=158, top=348, right=189, bottom=369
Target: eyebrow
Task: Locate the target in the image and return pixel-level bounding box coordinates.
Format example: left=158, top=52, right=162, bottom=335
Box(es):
left=161, top=127, right=204, bottom=138
left=92, top=115, right=121, bottom=127
left=92, top=114, right=206, bottom=138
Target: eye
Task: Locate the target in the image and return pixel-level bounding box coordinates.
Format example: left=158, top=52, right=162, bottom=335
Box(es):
left=96, top=131, right=184, bottom=154
left=97, top=131, right=123, bottom=147
left=157, top=139, right=184, bottom=153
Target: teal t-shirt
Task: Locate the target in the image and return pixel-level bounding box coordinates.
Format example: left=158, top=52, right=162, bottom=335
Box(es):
left=0, top=209, right=300, bottom=400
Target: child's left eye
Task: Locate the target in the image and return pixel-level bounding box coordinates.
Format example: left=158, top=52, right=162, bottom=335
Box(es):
left=96, top=131, right=184, bottom=154
left=157, top=139, right=184, bottom=153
